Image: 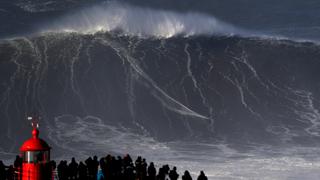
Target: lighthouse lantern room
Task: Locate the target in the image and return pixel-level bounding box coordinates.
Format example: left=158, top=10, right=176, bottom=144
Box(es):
left=20, top=117, right=52, bottom=180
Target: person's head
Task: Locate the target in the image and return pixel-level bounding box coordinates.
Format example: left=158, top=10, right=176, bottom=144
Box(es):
left=200, top=171, right=205, bottom=175
left=125, top=154, right=131, bottom=159
left=173, top=166, right=177, bottom=171
left=184, top=170, right=190, bottom=175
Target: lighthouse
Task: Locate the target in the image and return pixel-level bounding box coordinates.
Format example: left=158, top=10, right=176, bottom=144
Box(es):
left=20, top=117, right=52, bottom=180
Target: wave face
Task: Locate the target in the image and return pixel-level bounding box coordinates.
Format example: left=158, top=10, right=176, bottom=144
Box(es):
left=1, top=31, right=320, bottom=150
left=41, top=3, right=242, bottom=38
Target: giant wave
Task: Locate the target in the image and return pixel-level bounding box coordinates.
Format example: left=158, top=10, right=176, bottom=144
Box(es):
left=2, top=2, right=320, bottom=179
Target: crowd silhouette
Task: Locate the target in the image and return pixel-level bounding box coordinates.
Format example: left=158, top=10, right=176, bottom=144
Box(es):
left=0, top=154, right=208, bottom=180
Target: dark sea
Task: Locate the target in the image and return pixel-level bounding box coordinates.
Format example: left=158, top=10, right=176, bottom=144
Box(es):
left=1, top=0, right=320, bottom=179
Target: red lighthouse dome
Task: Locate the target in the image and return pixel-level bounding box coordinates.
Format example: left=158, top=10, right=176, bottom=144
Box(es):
left=20, top=117, right=52, bottom=180
left=20, top=128, right=50, bottom=151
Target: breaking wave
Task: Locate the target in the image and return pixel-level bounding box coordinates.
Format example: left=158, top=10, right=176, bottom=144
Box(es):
left=41, top=2, right=248, bottom=38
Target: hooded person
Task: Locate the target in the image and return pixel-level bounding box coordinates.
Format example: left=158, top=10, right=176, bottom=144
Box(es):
left=97, top=165, right=105, bottom=180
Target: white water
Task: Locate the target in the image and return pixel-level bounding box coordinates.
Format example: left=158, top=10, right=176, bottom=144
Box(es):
left=43, top=115, right=320, bottom=180
left=41, top=2, right=246, bottom=38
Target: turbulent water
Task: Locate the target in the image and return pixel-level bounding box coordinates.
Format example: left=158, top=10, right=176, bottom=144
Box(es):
left=1, top=1, right=320, bottom=179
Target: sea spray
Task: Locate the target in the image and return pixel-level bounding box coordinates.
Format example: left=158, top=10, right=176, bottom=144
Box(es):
left=41, top=2, right=245, bottom=38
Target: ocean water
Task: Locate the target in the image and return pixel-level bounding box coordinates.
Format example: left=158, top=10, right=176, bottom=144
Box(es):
left=1, top=1, right=320, bottom=179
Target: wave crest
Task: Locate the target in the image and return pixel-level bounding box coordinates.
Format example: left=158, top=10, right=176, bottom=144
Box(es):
left=42, top=2, right=244, bottom=38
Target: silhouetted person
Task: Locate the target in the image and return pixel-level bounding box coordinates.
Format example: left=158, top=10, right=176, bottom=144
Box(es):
left=124, top=165, right=135, bottom=180
left=158, top=164, right=170, bottom=180
left=135, top=156, right=144, bottom=180
left=85, top=157, right=94, bottom=179
left=69, top=157, right=79, bottom=179
left=14, top=155, right=22, bottom=179
left=41, top=160, right=55, bottom=179
left=68, top=157, right=78, bottom=179
left=110, top=156, right=117, bottom=179
left=104, top=154, right=113, bottom=179
left=197, top=171, right=207, bottom=180
left=50, top=160, right=56, bottom=170
left=78, top=161, right=88, bottom=180
left=50, top=160, right=56, bottom=179
left=123, top=154, right=133, bottom=167
left=86, top=156, right=99, bottom=180
left=6, top=165, right=14, bottom=180
left=141, top=158, right=148, bottom=179
left=147, top=162, right=156, bottom=180
left=0, top=161, right=6, bottom=180
left=93, top=156, right=99, bottom=179
left=163, top=165, right=170, bottom=177
left=114, top=156, right=123, bottom=178
left=169, top=167, right=179, bottom=180
left=182, top=170, right=192, bottom=180
left=157, top=167, right=166, bottom=180
left=99, top=157, right=107, bottom=179
left=58, top=160, right=68, bottom=180
left=14, top=155, right=22, bottom=168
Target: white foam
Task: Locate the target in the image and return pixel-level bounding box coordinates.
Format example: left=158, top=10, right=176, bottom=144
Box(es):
left=45, top=114, right=320, bottom=180
left=47, top=114, right=176, bottom=160
left=42, top=2, right=245, bottom=38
